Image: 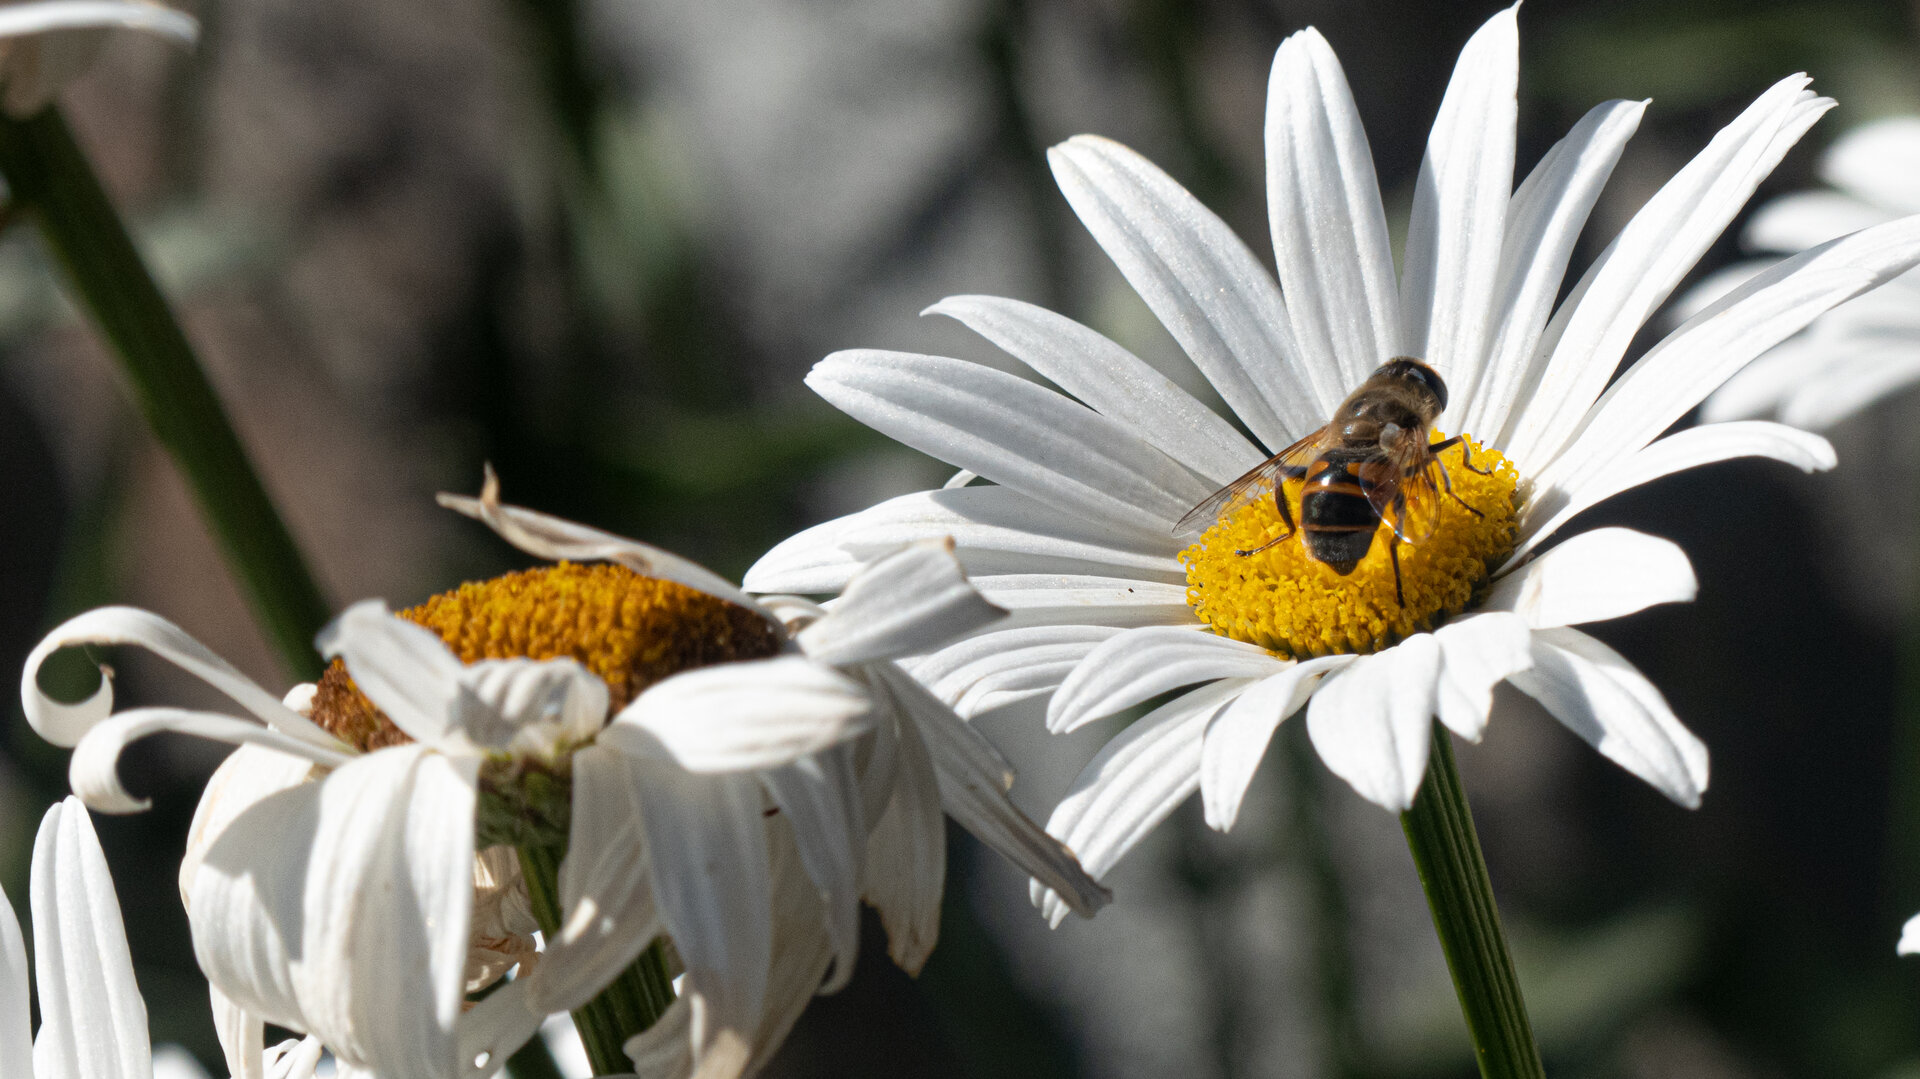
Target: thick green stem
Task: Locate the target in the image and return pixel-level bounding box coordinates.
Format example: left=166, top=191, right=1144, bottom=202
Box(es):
left=518, top=843, right=676, bottom=1076
left=1399, top=725, right=1545, bottom=1079
left=0, top=106, right=328, bottom=678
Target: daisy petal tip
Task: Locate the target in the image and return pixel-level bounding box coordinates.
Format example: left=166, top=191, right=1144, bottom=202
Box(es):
left=1899, top=914, right=1920, bottom=956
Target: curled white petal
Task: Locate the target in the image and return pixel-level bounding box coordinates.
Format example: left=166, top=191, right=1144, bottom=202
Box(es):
left=602, top=657, right=873, bottom=773
left=0, top=1, right=194, bottom=43
left=73, top=706, right=350, bottom=814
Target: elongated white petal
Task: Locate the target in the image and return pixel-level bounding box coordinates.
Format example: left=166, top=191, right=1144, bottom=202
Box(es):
left=743, top=485, right=1184, bottom=598
left=1050, top=625, right=1283, bottom=733
left=1485, top=528, right=1696, bottom=630
left=1697, top=332, right=1840, bottom=423
left=1509, top=626, right=1708, bottom=807
left=927, top=295, right=1261, bottom=482
left=627, top=760, right=770, bottom=1053
left=602, top=657, right=872, bottom=773
left=438, top=469, right=769, bottom=617
left=537, top=745, right=660, bottom=1015
left=72, top=706, right=351, bottom=814
left=1201, top=656, right=1352, bottom=831
left=968, top=573, right=1194, bottom=631
left=872, top=664, right=1110, bottom=918
left=463, top=657, right=610, bottom=754
left=1305, top=637, right=1443, bottom=811
left=22, top=606, right=334, bottom=750
left=180, top=743, right=318, bottom=917
left=622, top=997, right=693, bottom=1076
left=1402, top=5, right=1517, bottom=407
left=808, top=350, right=1211, bottom=533
left=1431, top=614, right=1533, bottom=743
left=31, top=798, right=150, bottom=1079
left=1466, top=98, right=1646, bottom=436
left=1745, top=190, right=1895, bottom=252
left=1538, top=215, right=1920, bottom=497
left=189, top=746, right=478, bottom=1078
left=1901, top=913, right=1920, bottom=956
left=1823, top=116, right=1920, bottom=213
left=0, top=869, right=26, bottom=1079
left=1049, top=135, right=1318, bottom=447
left=210, top=986, right=266, bottom=1079
left=798, top=540, right=1004, bottom=666
left=863, top=708, right=945, bottom=973
left=1501, top=75, right=1832, bottom=470
left=1779, top=341, right=1920, bottom=430
left=1264, top=26, right=1402, bottom=401
left=760, top=752, right=865, bottom=991
left=316, top=601, right=472, bottom=747
left=1036, top=678, right=1250, bottom=926
left=1516, top=422, right=1834, bottom=558
left=908, top=624, right=1123, bottom=719
left=0, top=1, right=194, bottom=43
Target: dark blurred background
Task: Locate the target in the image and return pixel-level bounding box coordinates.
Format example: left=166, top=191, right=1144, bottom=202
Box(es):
left=5, top=1, right=1920, bottom=1076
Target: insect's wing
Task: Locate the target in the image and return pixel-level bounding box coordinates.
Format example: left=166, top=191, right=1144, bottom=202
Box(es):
left=1368, top=436, right=1444, bottom=544
left=1172, top=428, right=1328, bottom=539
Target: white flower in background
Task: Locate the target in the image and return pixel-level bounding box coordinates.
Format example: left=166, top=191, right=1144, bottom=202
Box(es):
left=1696, top=117, right=1920, bottom=431
left=1, top=795, right=322, bottom=1079
left=0, top=1, right=197, bottom=117
left=21, top=473, right=1104, bottom=1079
left=747, top=4, right=1920, bottom=921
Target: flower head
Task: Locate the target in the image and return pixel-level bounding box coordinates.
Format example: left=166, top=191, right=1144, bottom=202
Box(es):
left=22, top=472, right=1103, bottom=1078
left=747, top=5, right=1920, bottom=921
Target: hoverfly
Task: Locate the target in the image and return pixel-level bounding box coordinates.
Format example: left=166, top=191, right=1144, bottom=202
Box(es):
left=1173, top=357, right=1491, bottom=606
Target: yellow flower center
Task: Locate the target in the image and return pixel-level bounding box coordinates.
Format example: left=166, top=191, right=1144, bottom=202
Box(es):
left=310, top=562, right=782, bottom=751
left=1180, top=435, right=1520, bottom=658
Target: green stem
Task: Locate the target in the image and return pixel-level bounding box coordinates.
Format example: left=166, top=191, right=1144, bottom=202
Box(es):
left=0, top=106, right=328, bottom=679
left=518, top=843, right=676, bottom=1076
left=1399, top=724, right=1545, bottom=1079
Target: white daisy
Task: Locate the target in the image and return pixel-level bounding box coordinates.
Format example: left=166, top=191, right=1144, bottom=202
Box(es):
left=1696, top=116, right=1920, bottom=430
left=22, top=475, right=1105, bottom=1079
left=1, top=795, right=323, bottom=1079
left=746, top=4, right=1920, bottom=922
left=0, top=0, right=197, bottom=116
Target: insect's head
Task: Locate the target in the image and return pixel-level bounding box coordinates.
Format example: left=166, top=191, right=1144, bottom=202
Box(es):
left=1373, top=356, right=1448, bottom=411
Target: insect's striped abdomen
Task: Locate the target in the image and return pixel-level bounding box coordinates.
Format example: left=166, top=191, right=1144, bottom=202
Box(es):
left=1299, top=458, right=1381, bottom=574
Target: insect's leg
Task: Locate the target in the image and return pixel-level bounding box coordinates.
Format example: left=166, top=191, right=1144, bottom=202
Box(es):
left=1453, top=438, right=1495, bottom=476
left=1235, top=532, right=1293, bottom=557
left=1389, top=536, right=1405, bottom=606
left=1437, top=460, right=1485, bottom=518
left=1274, top=481, right=1299, bottom=538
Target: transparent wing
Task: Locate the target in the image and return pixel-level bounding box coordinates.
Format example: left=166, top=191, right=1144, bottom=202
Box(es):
left=1172, top=428, right=1328, bottom=539
left=1368, top=435, right=1444, bottom=545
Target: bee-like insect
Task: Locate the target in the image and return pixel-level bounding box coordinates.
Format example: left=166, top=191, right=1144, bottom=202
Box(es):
left=1173, top=357, right=1491, bottom=605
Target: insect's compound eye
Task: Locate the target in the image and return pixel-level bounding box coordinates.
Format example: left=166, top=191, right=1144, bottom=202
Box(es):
left=1382, top=357, right=1448, bottom=410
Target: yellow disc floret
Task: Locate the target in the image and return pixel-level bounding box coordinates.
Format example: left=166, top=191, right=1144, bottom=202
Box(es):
left=1181, top=435, right=1520, bottom=659
left=311, top=562, right=781, bottom=751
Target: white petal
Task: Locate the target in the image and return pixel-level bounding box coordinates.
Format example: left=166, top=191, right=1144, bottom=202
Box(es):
left=1900, top=913, right=1920, bottom=956
left=209, top=986, right=264, bottom=1079
left=797, top=539, right=1004, bottom=666
left=1823, top=116, right=1920, bottom=213
left=1200, top=656, right=1352, bottom=831
left=1430, top=613, right=1534, bottom=742
left=1264, top=26, right=1402, bottom=401
left=1696, top=331, right=1836, bottom=423
left=0, top=1, right=194, bottom=43
left=1778, top=341, right=1920, bottom=430
left=871, top=664, right=1111, bottom=919
left=743, top=485, right=1184, bottom=597
left=30, top=797, right=150, bottom=1079
left=263, top=1037, right=323, bottom=1079
left=926, top=295, right=1261, bottom=482
left=71, top=706, right=350, bottom=815
left=759, top=752, right=865, bottom=992
left=1465, top=98, right=1646, bottom=437
left=1305, top=637, right=1443, bottom=812
left=909, top=624, right=1122, bottom=718
left=808, top=350, right=1211, bottom=533
left=1535, top=214, right=1920, bottom=498
left=1485, top=528, right=1696, bottom=629
left=968, top=573, right=1195, bottom=631
left=1402, top=5, right=1517, bottom=410
left=0, top=868, right=26, bottom=1079
left=626, top=761, right=769, bottom=1056
left=1500, top=75, right=1833, bottom=470
left=437, top=469, right=769, bottom=617
left=602, top=657, right=872, bottom=773
left=1516, top=421, right=1835, bottom=558
left=179, top=744, right=317, bottom=916
left=463, top=657, right=611, bottom=753
left=454, top=987, right=544, bottom=1079
left=1745, top=190, right=1895, bottom=252
left=1049, top=135, right=1319, bottom=447
left=1048, top=625, right=1283, bottom=733
left=1509, top=626, right=1708, bottom=807
left=1035, top=678, right=1250, bottom=926
left=316, top=601, right=472, bottom=747
left=862, top=710, right=945, bottom=973
left=22, top=606, right=334, bottom=751
left=622, top=997, right=693, bottom=1077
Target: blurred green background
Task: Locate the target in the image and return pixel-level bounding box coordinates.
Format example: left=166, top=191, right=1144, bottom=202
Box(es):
left=5, top=1, right=1920, bottom=1076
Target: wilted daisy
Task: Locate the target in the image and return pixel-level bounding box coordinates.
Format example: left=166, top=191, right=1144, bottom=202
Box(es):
left=2, top=795, right=322, bottom=1079
left=0, top=0, right=197, bottom=116
left=747, top=4, right=1920, bottom=919
left=22, top=474, right=1105, bottom=1079
left=1697, top=116, right=1920, bottom=430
